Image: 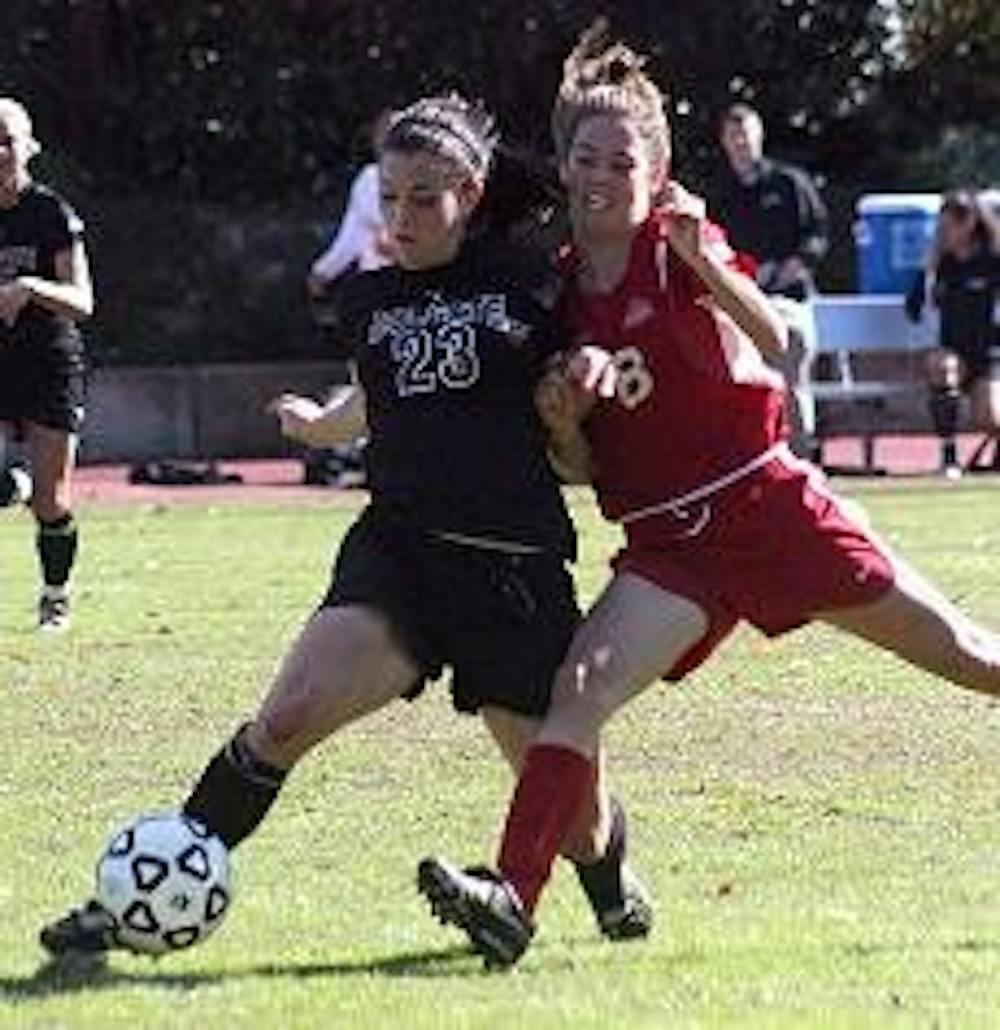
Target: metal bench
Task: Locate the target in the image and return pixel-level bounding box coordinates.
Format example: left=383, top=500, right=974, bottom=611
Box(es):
left=811, top=294, right=938, bottom=472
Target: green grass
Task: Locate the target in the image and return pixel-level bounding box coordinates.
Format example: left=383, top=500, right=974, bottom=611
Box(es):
left=1, top=480, right=999, bottom=1029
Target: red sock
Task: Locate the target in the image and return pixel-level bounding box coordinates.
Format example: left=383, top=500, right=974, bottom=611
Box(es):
left=497, top=743, right=593, bottom=914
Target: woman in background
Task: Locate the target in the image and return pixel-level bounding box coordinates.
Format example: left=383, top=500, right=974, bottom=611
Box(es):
left=906, top=189, right=1000, bottom=477
left=0, top=97, right=94, bottom=631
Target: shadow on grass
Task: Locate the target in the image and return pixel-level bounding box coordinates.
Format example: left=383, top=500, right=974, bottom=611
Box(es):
left=1, top=944, right=492, bottom=999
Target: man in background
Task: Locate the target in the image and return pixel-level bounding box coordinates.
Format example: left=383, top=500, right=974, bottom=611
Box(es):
left=710, top=103, right=829, bottom=460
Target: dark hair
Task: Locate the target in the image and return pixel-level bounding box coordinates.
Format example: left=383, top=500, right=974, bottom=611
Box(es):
left=383, top=94, right=498, bottom=179
left=720, top=102, right=763, bottom=130
left=940, top=189, right=1000, bottom=253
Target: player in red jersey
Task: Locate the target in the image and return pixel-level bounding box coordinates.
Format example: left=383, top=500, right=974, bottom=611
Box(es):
left=416, top=24, right=1000, bottom=969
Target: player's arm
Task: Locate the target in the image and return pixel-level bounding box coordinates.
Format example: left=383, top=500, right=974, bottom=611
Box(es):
left=661, top=180, right=788, bottom=360
left=0, top=242, right=94, bottom=326
left=270, top=380, right=368, bottom=449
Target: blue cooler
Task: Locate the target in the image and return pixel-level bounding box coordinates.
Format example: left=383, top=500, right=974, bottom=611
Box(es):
left=855, top=193, right=940, bottom=294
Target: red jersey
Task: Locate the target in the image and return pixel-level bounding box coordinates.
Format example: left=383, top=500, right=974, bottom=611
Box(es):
left=561, top=214, right=788, bottom=522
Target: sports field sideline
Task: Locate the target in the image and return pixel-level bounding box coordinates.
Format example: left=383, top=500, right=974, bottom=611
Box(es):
left=72, top=433, right=997, bottom=507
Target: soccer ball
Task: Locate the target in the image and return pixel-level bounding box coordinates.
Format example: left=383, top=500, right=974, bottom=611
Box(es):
left=95, top=812, right=232, bottom=956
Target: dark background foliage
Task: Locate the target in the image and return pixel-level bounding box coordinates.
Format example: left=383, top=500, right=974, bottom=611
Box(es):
left=0, top=0, right=995, bottom=364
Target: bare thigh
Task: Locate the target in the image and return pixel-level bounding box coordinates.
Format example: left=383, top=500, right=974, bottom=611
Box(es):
left=483, top=705, right=610, bottom=863
left=246, top=605, right=420, bottom=768
left=24, top=421, right=76, bottom=520
left=820, top=554, right=1000, bottom=694
left=537, top=572, right=710, bottom=757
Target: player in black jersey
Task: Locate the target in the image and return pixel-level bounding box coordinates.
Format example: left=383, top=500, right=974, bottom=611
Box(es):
left=0, top=98, right=93, bottom=630
left=906, top=190, right=1000, bottom=477
left=40, top=94, right=651, bottom=959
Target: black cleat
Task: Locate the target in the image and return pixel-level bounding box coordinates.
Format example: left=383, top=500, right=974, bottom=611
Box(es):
left=38, top=593, right=71, bottom=633
left=596, top=864, right=654, bottom=940
left=417, top=857, right=534, bottom=970
left=39, top=900, right=121, bottom=956
left=575, top=858, right=654, bottom=941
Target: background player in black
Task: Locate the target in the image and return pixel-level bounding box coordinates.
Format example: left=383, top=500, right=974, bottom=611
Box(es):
left=41, top=94, right=651, bottom=957
left=905, top=190, right=1000, bottom=477
left=0, top=97, right=94, bottom=630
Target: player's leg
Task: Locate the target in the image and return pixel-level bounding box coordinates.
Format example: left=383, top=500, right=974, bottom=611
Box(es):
left=41, top=508, right=425, bottom=956
left=184, top=604, right=420, bottom=846
left=925, top=347, right=964, bottom=478
left=818, top=554, right=1000, bottom=693
left=481, top=706, right=652, bottom=939
left=24, top=420, right=77, bottom=630
left=420, top=572, right=709, bottom=967
left=40, top=604, right=420, bottom=957
left=183, top=506, right=426, bottom=848
left=495, top=574, right=707, bottom=915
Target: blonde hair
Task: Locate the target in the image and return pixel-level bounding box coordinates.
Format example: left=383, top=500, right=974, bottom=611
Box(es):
left=551, top=20, right=670, bottom=175
left=0, top=97, right=41, bottom=159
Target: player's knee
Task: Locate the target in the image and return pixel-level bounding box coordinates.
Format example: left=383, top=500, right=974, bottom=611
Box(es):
left=546, top=656, right=619, bottom=745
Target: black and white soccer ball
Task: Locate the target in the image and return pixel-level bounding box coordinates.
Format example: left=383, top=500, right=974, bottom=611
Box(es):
left=95, top=812, right=232, bottom=956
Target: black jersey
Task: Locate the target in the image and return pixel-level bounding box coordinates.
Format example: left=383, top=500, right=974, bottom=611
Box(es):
left=337, top=236, right=576, bottom=557
left=0, top=183, right=85, bottom=355
left=934, top=247, right=1000, bottom=360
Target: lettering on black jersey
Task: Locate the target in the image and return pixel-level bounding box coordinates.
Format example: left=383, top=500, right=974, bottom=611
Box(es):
left=367, top=291, right=533, bottom=398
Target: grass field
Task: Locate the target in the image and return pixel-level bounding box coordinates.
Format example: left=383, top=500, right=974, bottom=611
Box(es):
left=1, top=479, right=999, bottom=1029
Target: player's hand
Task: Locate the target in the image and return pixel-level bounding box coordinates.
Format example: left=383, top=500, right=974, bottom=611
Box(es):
left=660, top=180, right=708, bottom=265
left=0, top=280, right=31, bottom=327
left=268, top=393, right=326, bottom=445
left=535, top=368, right=592, bottom=432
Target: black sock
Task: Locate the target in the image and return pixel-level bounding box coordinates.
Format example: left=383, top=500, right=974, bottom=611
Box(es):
left=573, top=795, right=628, bottom=912
left=929, top=387, right=960, bottom=463
left=36, top=512, right=78, bottom=587
left=182, top=724, right=288, bottom=849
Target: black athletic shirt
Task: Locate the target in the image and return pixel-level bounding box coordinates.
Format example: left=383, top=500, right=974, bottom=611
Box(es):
left=709, top=158, right=828, bottom=301
left=338, top=235, right=576, bottom=558
left=0, top=183, right=85, bottom=355
left=934, top=247, right=1000, bottom=360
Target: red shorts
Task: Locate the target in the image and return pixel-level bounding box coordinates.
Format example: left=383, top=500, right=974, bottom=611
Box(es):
left=612, top=453, right=895, bottom=680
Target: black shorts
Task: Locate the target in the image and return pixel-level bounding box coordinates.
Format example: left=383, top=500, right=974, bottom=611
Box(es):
left=0, top=344, right=86, bottom=433
left=322, top=506, right=580, bottom=717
